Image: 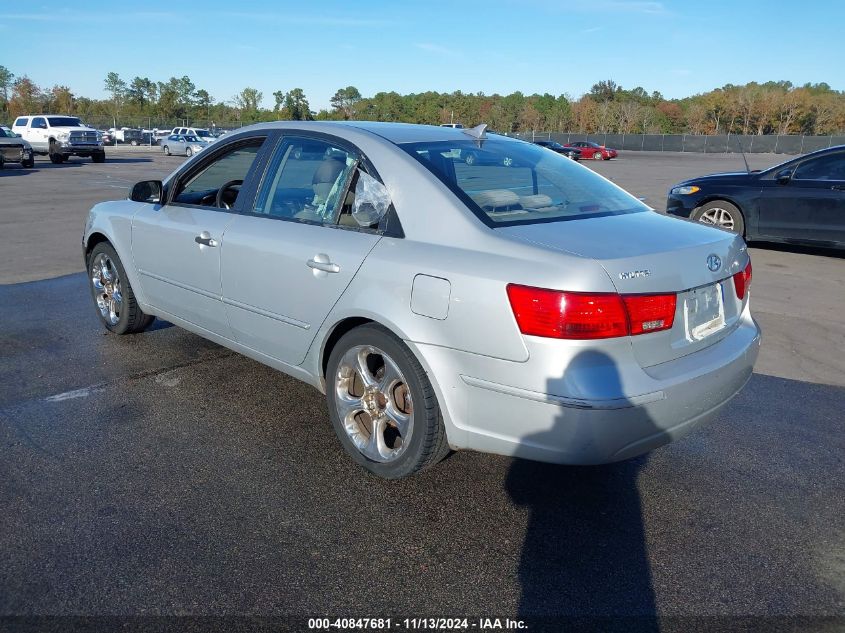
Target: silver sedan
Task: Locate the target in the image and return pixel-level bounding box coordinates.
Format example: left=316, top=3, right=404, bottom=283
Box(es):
left=161, top=134, right=207, bottom=157
left=83, top=122, right=760, bottom=478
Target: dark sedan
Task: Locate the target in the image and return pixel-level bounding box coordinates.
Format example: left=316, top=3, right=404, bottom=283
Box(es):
left=666, top=145, right=845, bottom=249
left=533, top=139, right=581, bottom=160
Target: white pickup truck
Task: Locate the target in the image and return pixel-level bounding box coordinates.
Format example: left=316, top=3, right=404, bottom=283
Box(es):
left=12, top=114, right=105, bottom=163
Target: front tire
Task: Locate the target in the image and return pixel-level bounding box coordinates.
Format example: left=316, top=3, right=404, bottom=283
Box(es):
left=186, top=147, right=193, bottom=157
left=22, top=157, right=35, bottom=168
left=692, top=200, right=745, bottom=236
left=326, top=324, right=450, bottom=479
left=88, top=242, right=154, bottom=334
left=593, top=149, right=604, bottom=161
left=92, top=152, right=105, bottom=163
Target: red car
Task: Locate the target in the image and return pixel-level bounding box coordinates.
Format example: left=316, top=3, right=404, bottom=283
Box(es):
left=564, top=141, right=618, bottom=160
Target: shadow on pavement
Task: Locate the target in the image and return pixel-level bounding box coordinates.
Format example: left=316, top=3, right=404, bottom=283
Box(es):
left=507, top=350, right=662, bottom=632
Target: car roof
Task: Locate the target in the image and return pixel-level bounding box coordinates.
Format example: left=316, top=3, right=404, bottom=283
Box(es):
left=233, top=120, right=502, bottom=145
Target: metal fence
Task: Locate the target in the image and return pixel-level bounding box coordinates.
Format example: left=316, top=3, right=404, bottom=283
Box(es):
left=508, top=132, right=845, bottom=155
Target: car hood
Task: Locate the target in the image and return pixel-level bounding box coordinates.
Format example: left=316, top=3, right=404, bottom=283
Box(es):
left=0, top=137, right=31, bottom=148
left=677, top=171, right=755, bottom=186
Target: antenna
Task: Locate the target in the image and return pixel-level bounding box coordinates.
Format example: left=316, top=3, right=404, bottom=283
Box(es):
left=462, top=123, right=488, bottom=140
left=734, top=134, right=751, bottom=175
left=462, top=123, right=488, bottom=149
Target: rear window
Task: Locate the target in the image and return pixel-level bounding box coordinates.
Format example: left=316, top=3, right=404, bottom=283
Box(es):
left=400, top=138, right=647, bottom=227
left=14, top=117, right=29, bottom=127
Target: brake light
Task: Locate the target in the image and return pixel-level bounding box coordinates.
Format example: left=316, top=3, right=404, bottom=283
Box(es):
left=623, top=294, right=677, bottom=335
left=506, top=285, right=627, bottom=339
left=506, top=284, right=676, bottom=340
left=733, top=261, right=752, bottom=299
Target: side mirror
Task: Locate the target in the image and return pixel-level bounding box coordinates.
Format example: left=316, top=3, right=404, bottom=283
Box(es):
left=352, top=171, right=392, bottom=227
left=39, top=123, right=48, bottom=129
left=130, top=180, right=163, bottom=203
left=776, top=168, right=793, bottom=185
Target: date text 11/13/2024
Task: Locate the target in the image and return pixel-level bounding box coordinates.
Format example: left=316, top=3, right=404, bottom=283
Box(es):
left=307, top=617, right=528, bottom=630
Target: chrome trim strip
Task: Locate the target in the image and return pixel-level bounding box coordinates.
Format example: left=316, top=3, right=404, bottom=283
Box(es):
left=222, top=297, right=310, bottom=330
left=138, top=269, right=219, bottom=301
left=138, top=269, right=310, bottom=330
left=459, top=375, right=665, bottom=410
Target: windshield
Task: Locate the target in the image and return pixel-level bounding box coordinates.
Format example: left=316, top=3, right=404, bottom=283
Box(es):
left=184, top=136, right=200, bottom=142
left=400, top=138, right=648, bottom=227
left=47, top=117, right=82, bottom=127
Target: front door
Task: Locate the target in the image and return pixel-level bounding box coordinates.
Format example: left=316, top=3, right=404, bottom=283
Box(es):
left=220, top=135, right=382, bottom=366
left=758, top=151, right=845, bottom=244
left=132, top=136, right=269, bottom=337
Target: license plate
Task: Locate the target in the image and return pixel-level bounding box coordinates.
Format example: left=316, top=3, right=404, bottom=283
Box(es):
left=684, top=282, right=725, bottom=341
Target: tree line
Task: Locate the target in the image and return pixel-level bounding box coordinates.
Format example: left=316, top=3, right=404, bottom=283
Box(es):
left=1, top=66, right=843, bottom=136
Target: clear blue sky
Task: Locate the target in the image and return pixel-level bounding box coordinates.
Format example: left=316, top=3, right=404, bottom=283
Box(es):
left=2, top=0, right=843, bottom=110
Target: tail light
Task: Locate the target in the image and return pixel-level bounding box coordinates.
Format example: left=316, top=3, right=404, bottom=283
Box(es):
left=623, top=294, right=677, bottom=335
left=506, top=284, right=676, bottom=340
left=733, top=261, right=752, bottom=299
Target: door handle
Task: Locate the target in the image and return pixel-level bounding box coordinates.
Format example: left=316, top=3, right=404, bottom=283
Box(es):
left=307, top=253, right=340, bottom=274
left=194, top=234, right=218, bottom=247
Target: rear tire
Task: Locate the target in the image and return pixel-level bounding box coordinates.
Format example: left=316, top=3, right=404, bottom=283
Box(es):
left=87, top=242, right=154, bottom=335
left=92, top=152, right=105, bottom=163
left=326, top=324, right=450, bottom=479
left=593, top=150, right=604, bottom=161
left=692, top=200, right=745, bottom=236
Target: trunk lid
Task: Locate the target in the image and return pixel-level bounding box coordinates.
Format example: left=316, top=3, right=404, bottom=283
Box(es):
left=499, top=211, right=750, bottom=367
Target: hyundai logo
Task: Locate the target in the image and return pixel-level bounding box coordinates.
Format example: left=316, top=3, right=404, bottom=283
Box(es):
left=706, top=254, right=722, bottom=272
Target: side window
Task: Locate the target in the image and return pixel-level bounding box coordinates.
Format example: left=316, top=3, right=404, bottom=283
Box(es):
left=793, top=153, right=845, bottom=181
left=32, top=117, right=46, bottom=129
left=254, top=137, right=359, bottom=225
left=14, top=117, right=28, bottom=127
left=172, top=139, right=266, bottom=208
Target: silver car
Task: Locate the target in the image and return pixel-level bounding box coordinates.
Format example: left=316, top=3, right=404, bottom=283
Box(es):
left=161, top=134, right=207, bottom=157
left=83, top=122, right=760, bottom=479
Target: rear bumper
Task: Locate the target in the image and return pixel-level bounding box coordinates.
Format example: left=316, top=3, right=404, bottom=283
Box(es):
left=411, top=303, right=761, bottom=465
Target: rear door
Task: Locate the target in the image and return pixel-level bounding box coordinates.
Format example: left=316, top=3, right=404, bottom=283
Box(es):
left=132, top=134, right=270, bottom=337
left=758, top=151, right=845, bottom=244
left=220, top=134, right=383, bottom=366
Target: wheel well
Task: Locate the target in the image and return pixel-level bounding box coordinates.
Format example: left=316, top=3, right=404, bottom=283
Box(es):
left=321, top=317, right=373, bottom=378
left=84, top=232, right=110, bottom=267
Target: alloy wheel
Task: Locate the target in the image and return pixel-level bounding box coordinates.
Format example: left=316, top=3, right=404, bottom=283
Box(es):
left=91, top=252, right=122, bottom=326
left=699, top=207, right=735, bottom=230
left=334, top=345, right=414, bottom=463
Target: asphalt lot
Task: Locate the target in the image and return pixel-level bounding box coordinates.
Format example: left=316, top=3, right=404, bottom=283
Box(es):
left=1, top=147, right=844, bottom=628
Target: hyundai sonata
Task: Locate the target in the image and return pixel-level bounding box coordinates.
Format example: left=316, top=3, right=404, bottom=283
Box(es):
left=83, top=122, right=760, bottom=478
